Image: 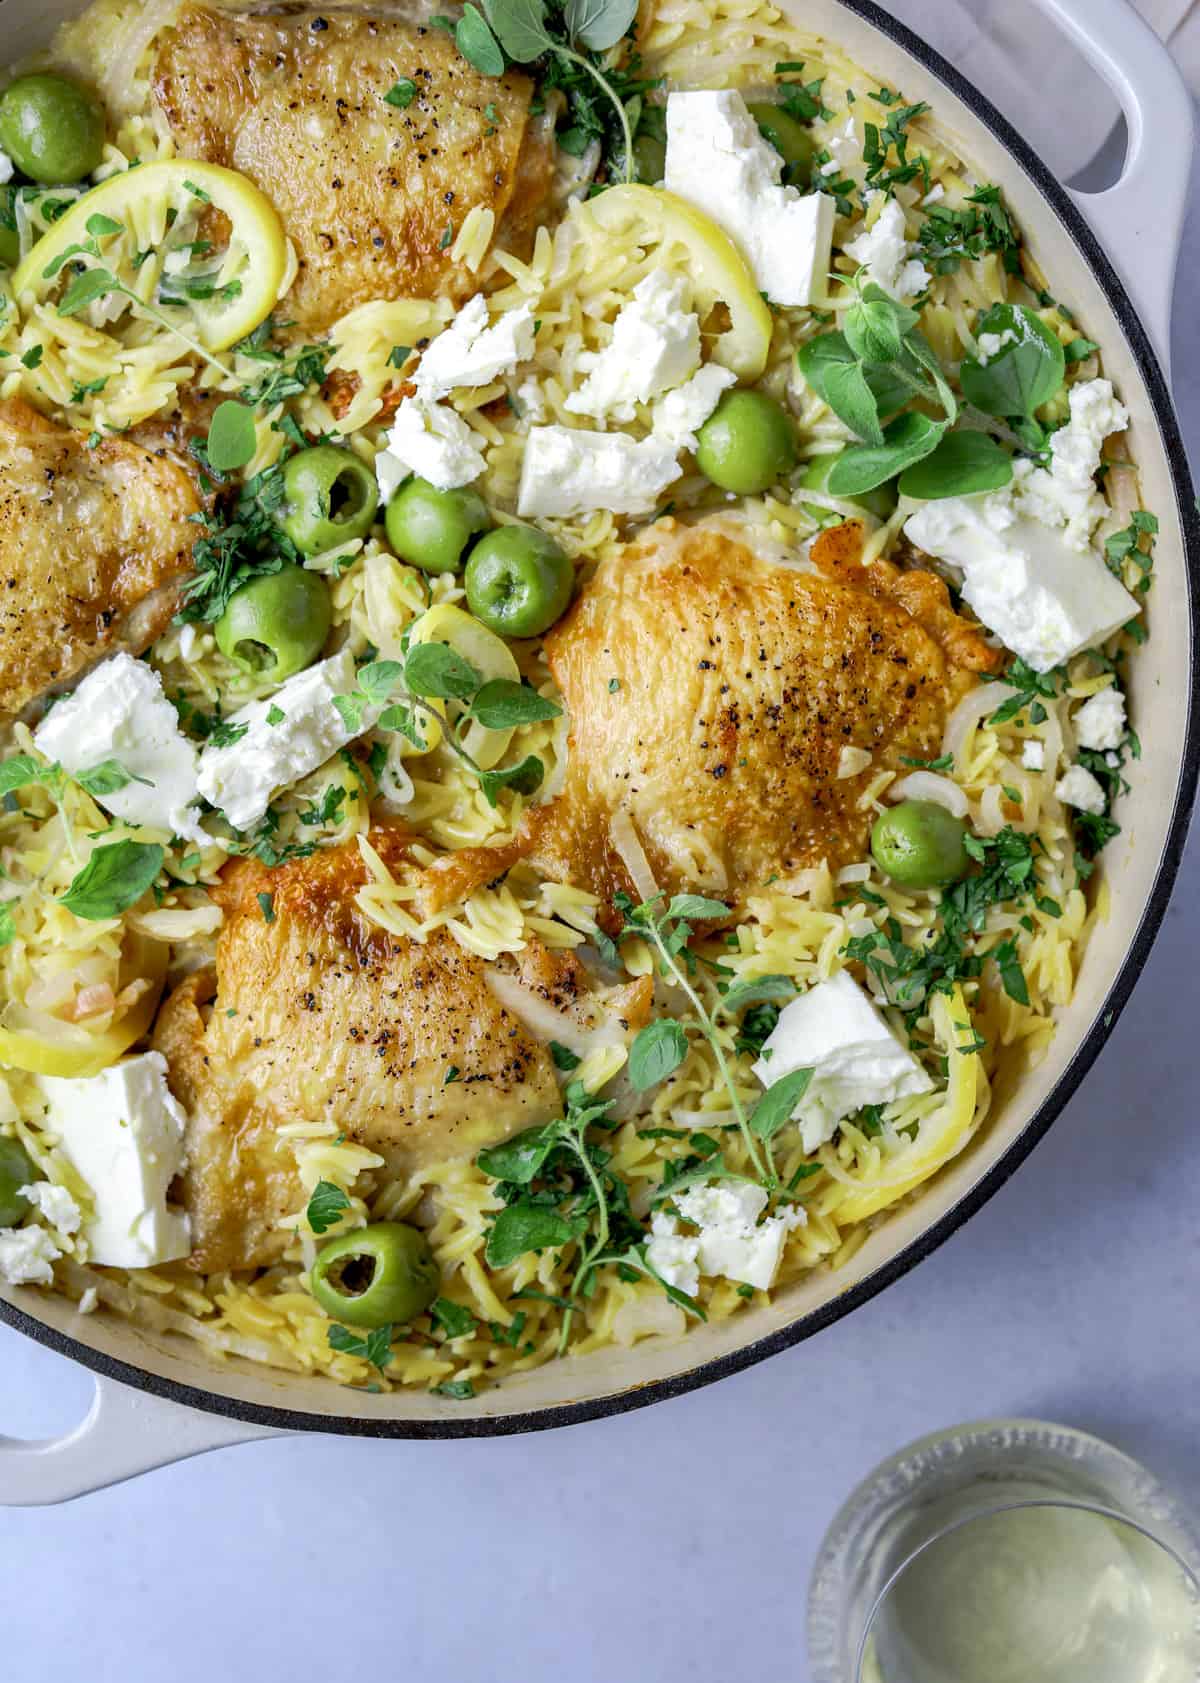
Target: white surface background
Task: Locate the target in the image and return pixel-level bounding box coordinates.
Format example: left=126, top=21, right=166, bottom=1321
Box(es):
left=3, top=7, right=1200, bottom=1679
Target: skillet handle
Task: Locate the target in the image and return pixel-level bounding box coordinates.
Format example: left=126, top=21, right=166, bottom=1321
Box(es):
left=1027, top=0, right=1194, bottom=382
left=0, top=1372, right=283, bottom=1505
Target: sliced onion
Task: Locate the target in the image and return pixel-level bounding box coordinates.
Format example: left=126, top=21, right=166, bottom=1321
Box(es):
left=837, top=862, right=873, bottom=885
left=98, top=0, right=182, bottom=115
left=485, top=969, right=621, bottom=1054
left=974, top=783, right=1008, bottom=837
left=610, top=806, right=658, bottom=905
left=613, top=1294, right=686, bottom=1347
left=942, top=681, right=1018, bottom=768
left=890, top=771, right=969, bottom=818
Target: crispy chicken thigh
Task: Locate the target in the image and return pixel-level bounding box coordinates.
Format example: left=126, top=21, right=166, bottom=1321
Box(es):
left=153, top=828, right=562, bottom=1271
left=0, top=399, right=200, bottom=716
left=152, top=5, right=555, bottom=331
left=519, top=519, right=999, bottom=915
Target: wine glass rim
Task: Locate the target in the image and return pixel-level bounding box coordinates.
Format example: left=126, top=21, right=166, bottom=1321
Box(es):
left=855, top=1496, right=1200, bottom=1681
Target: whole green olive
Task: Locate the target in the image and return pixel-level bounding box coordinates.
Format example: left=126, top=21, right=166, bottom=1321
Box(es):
left=384, top=477, right=491, bottom=574
left=871, top=799, right=972, bottom=889
left=0, top=74, right=105, bottom=186
left=799, top=450, right=899, bottom=523
left=633, top=131, right=667, bottom=185
left=747, top=101, right=817, bottom=185
left=695, top=389, right=797, bottom=495
left=0, top=1136, right=36, bottom=1228
left=215, top=566, right=331, bottom=683
left=0, top=187, right=19, bottom=268
left=464, top=524, right=574, bottom=639
left=279, top=444, right=379, bottom=556
left=311, top=1221, right=439, bottom=1328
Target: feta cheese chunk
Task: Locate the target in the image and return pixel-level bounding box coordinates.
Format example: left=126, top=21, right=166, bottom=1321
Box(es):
left=518, top=425, right=682, bottom=519
left=1055, top=762, right=1106, bottom=815
left=196, top=649, right=368, bottom=831
left=977, top=327, right=1019, bottom=363
left=904, top=491, right=1141, bottom=674
left=34, top=653, right=205, bottom=843
left=648, top=1180, right=806, bottom=1294
left=1022, top=739, right=1046, bottom=771
left=39, top=1052, right=190, bottom=1268
left=845, top=193, right=930, bottom=302
left=1074, top=686, right=1126, bottom=751
left=646, top=1209, right=700, bottom=1296
left=375, top=396, right=488, bottom=498
left=19, top=1182, right=81, bottom=1235
left=414, top=294, right=536, bottom=401
left=0, top=1225, right=61, bottom=1286
left=752, top=969, right=934, bottom=1152
left=652, top=362, right=738, bottom=450
left=664, top=90, right=836, bottom=307
left=565, top=270, right=701, bottom=422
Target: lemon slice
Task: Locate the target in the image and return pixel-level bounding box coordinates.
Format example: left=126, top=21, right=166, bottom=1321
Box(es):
left=14, top=160, right=287, bottom=351
left=407, top=603, right=520, bottom=770
left=0, top=934, right=166, bottom=1079
left=830, top=986, right=980, bottom=1224
left=588, top=185, right=774, bottom=380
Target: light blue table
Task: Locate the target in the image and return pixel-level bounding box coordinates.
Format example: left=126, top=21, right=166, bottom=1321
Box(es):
left=4, top=43, right=1199, bottom=1683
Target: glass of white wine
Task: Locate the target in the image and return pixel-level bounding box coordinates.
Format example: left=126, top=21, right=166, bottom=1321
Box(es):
left=807, top=1419, right=1200, bottom=1683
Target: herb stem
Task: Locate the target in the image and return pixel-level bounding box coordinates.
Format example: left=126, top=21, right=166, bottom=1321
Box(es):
left=644, top=917, right=771, bottom=1183
left=555, top=45, right=635, bottom=185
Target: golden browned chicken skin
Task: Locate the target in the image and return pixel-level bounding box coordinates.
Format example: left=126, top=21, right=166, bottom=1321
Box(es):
left=153, top=828, right=563, bottom=1272
left=0, top=398, right=200, bottom=716
left=508, top=519, right=996, bottom=918
left=152, top=5, right=555, bottom=332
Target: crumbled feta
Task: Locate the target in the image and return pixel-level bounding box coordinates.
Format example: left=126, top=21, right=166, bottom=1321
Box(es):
left=675, top=1181, right=806, bottom=1290
left=19, top=1182, right=81, bottom=1235
left=646, top=1209, right=700, bottom=1296
left=514, top=376, right=548, bottom=424
left=904, top=394, right=1141, bottom=674
left=664, top=89, right=836, bottom=307
left=196, top=649, right=370, bottom=831
left=518, top=425, right=682, bottom=518
left=648, top=1181, right=806, bottom=1294
left=1074, top=686, right=1126, bottom=751
left=565, top=270, right=700, bottom=422
left=1022, top=739, right=1046, bottom=771
left=375, top=397, right=488, bottom=497
left=0, top=1225, right=61, bottom=1286
left=1055, top=763, right=1106, bottom=815
left=1014, top=379, right=1130, bottom=552
left=752, top=969, right=934, bottom=1153
left=820, top=115, right=861, bottom=180
left=414, top=294, right=537, bottom=401
left=652, top=362, right=738, bottom=450
left=34, top=653, right=206, bottom=843
left=40, top=1052, right=190, bottom=1269
left=0, top=149, right=13, bottom=186
left=845, top=193, right=930, bottom=302
left=977, top=327, right=1019, bottom=363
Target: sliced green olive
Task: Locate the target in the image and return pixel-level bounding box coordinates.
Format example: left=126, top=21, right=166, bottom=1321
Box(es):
left=311, top=1221, right=439, bottom=1328
left=871, top=800, right=971, bottom=889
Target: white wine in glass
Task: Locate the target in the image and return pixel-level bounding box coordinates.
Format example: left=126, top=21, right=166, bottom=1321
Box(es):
left=808, top=1420, right=1200, bottom=1683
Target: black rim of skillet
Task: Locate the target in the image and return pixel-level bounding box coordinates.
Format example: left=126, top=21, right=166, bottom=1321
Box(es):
left=3, top=0, right=1199, bottom=1444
